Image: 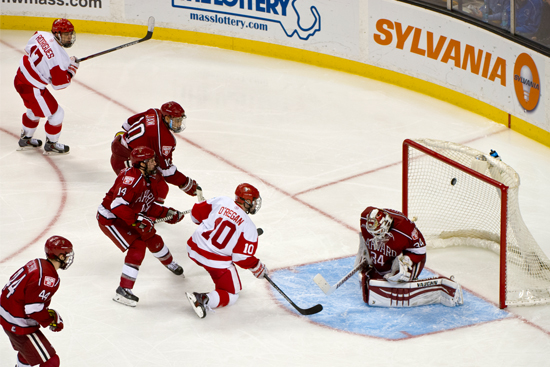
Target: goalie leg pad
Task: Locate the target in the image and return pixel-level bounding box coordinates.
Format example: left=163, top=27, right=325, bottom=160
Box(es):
left=365, top=277, right=464, bottom=307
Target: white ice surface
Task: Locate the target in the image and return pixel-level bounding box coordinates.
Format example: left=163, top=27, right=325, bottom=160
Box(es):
left=1, top=30, right=549, bottom=366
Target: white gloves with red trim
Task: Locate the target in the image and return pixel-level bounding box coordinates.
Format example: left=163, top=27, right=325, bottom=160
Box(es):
left=68, top=56, right=79, bottom=78
left=250, top=261, right=268, bottom=279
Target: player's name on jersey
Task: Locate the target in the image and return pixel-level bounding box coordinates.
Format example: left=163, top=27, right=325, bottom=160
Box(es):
left=218, top=206, right=245, bottom=225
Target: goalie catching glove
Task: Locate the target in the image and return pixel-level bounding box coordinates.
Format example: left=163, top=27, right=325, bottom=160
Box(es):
left=250, top=260, right=268, bottom=279
left=48, top=309, right=64, bottom=332
left=384, top=254, right=413, bottom=283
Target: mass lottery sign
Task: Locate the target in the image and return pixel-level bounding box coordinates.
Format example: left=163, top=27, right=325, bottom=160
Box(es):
left=368, top=0, right=546, bottom=127
left=125, top=0, right=361, bottom=58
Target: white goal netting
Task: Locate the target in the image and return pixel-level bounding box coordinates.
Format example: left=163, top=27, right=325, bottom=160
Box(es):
left=404, top=138, right=550, bottom=307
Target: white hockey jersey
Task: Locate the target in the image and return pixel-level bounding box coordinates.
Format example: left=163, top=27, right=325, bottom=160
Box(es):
left=18, top=31, right=72, bottom=90
left=187, top=196, right=260, bottom=270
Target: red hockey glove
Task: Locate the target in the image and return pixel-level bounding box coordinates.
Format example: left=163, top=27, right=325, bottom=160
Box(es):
left=180, top=177, right=198, bottom=196
left=48, top=309, right=64, bottom=332
left=165, top=208, right=184, bottom=224
left=134, top=214, right=156, bottom=240
left=68, top=56, right=79, bottom=78
left=250, top=261, right=268, bottom=279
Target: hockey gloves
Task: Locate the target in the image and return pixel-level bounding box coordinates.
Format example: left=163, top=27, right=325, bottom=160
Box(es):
left=48, top=309, right=64, bottom=332
left=135, top=214, right=156, bottom=240
left=384, top=254, right=413, bottom=283
left=68, top=56, right=79, bottom=78
left=180, top=177, right=199, bottom=197
left=165, top=208, right=184, bottom=224
left=250, top=260, right=268, bottom=279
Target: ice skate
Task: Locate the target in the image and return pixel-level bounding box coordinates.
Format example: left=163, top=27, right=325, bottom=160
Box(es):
left=113, top=286, right=139, bottom=307
left=167, top=261, right=184, bottom=277
left=44, top=138, right=70, bottom=155
left=18, top=135, right=42, bottom=150
left=186, top=292, right=208, bottom=319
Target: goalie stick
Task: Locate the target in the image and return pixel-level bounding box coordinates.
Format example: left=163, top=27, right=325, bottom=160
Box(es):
left=76, top=16, right=155, bottom=62
left=265, top=274, right=323, bottom=315
left=313, top=260, right=369, bottom=296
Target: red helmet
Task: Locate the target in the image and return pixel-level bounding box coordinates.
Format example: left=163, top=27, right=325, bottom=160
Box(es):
left=51, top=18, right=76, bottom=48
left=365, top=208, right=393, bottom=238
left=161, top=101, right=186, bottom=133
left=235, top=183, right=262, bottom=214
left=45, top=236, right=74, bottom=270
left=130, top=146, right=155, bottom=168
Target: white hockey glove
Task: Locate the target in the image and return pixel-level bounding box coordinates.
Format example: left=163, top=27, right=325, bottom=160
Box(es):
left=250, top=261, right=268, bottom=279
left=384, top=254, right=413, bottom=283
left=68, top=56, right=79, bottom=78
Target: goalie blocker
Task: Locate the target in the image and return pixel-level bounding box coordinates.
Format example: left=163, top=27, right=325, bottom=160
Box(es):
left=360, top=271, right=464, bottom=307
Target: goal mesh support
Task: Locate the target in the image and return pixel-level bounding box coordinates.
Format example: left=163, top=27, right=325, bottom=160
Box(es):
left=403, top=138, right=550, bottom=308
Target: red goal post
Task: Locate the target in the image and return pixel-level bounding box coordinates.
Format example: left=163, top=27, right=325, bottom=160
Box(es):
left=402, top=138, right=550, bottom=309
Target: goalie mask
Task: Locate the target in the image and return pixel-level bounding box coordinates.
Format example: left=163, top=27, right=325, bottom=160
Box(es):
left=52, top=18, right=76, bottom=48
left=235, top=183, right=262, bottom=215
left=161, top=101, right=186, bottom=133
left=365, top=208, right=393, bottom=238
left=45, top=236, right=74, bottom=270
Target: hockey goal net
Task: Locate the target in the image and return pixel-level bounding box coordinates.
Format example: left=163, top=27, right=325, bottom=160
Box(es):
left=403, top=138, right=550, bottom=308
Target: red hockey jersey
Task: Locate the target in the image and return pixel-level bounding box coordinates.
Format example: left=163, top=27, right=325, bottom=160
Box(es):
left=120, top=108, right=189, bottom=187
left=188, top=196, right=260, bottom=270
left=97, top=167, right=167, bottom=226
left=360, top=207, right=426, bottom=275
left=0, top=259, right=59, bottom=335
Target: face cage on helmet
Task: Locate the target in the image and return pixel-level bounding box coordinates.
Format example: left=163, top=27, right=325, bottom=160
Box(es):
left=167, top=115, right=186, bottom=133
left=57, top=250, right=74, bottom=270
left=54, top=32, right=76, bottom=48
left=247, top=197, right=262, bottom=215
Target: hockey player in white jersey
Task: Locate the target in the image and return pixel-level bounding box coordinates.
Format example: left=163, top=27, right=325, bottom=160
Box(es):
left=15, top=18, right=79, bottom=154
left=185, top=183, right=266, bottom=318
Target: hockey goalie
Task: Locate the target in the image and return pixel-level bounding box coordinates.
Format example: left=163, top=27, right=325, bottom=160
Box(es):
left=356, top=206, right=463, bottom=307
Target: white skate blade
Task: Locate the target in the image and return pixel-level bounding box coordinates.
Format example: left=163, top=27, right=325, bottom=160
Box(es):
left=113, top=293, right=137, bottom=307
left=43, top=150, right=70, bottom=156
left=313, top=274, right=334, bottom=295
left=17, top=146, right=40, bottom=151
left=185, top=292, right=206, bottom=318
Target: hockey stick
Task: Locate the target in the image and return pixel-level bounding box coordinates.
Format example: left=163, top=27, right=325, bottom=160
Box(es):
left=155, top=209, right=190, bottom=224
left=76, top=16, right=155, bottom=62
left=313, top=260, right=369, bottom=296
left=264, top=274, right=323, bottom=315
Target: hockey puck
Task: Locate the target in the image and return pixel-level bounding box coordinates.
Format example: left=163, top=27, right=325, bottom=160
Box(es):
left=257, top=228, right=264, bottom=236
left=451, top=178, right=457, bottom=186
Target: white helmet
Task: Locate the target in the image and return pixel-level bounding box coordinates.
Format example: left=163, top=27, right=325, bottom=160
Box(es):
left=365, top=208, right=393, bottom=238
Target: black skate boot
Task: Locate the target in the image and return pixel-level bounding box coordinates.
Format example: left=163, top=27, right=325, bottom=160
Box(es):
left=166, top=261, right=184, bottom=277
left=186, top=292, right=209, bottom=319
left=113, top=286, right=139, bottom=307
left=18, top=134, right=42, bottom=150
left=44, top=138, right=70, bottom=155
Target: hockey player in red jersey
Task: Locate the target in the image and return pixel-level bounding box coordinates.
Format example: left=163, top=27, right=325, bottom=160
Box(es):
left=1, top=236, right=74, bottom=367
left=15, top=18, right=79, bottom=154
left=97, top=146, right=186, bottom=307
left=110, top=101, right=202, bottom=205
left=185, top=183, right=266, bottom=319
left=356, top=206, right=463, bottom=307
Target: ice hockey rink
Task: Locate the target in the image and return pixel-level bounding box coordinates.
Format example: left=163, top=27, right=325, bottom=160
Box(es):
left=1, top=30, right=550, bottom=366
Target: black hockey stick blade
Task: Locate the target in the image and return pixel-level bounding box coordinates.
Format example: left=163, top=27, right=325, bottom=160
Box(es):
left=265, top=274, right=323, bottom=315
left=77, top=16, right=155, bottom=62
